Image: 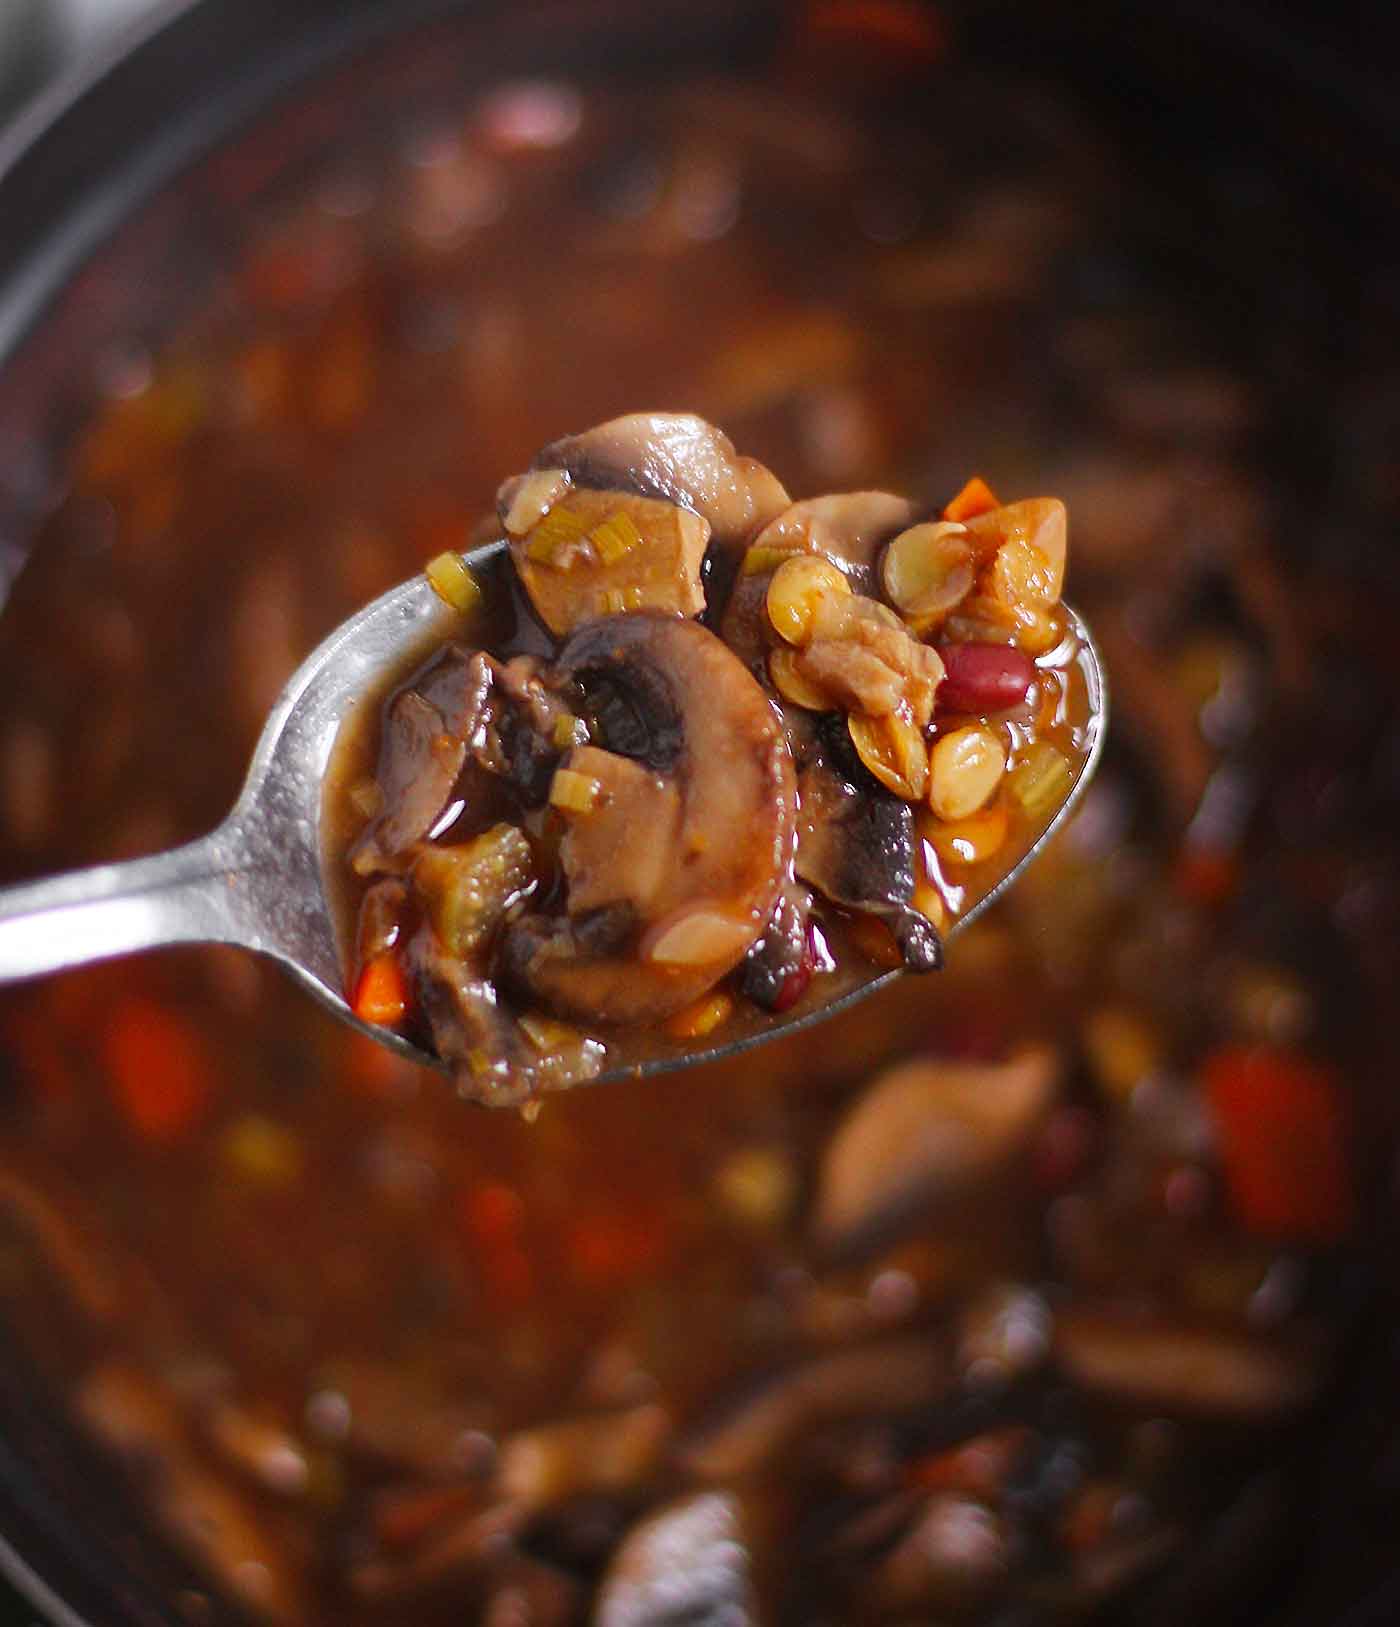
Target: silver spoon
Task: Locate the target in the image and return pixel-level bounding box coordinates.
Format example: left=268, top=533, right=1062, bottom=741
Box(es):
left=0, top=540, right=1107, bottom=1086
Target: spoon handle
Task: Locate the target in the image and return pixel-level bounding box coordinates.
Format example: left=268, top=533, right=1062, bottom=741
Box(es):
left=0, top=826, right=251, bottom=985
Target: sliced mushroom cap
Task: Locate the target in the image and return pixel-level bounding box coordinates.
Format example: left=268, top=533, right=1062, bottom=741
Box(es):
left=411, top=930, right=605, bottom=1107
left=76, top=1363, right=304, bottom=1624
left=792, top=714, right=941, bottom=972
left=357, top=648, right=560, bottom=868
left=596, top=1491, right=762, bottom=1627
left=721, top=492, right=924, bottom=678
left=679, top=1335, right=950, bottom=1482
left=812, top=1048, right=1060, bottom=1251
left=505, top=486, right=712, bottom=638
left=363, top=653, right=489, bottom=859
left=526, top=412, right=790, bottom=551
left=751, top=490, right=918, bottom=591
left=410, top=931, right=534, bottom=1101
left=1053, top=1309, right=1322, bottom=1420
left=501, top=615, right=795, bottom=1026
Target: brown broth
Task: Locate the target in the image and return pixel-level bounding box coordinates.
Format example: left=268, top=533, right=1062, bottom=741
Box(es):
left=0, top=48, right=1381, bottom=1627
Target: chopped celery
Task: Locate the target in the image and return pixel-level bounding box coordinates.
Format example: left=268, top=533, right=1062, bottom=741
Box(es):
left=524, top=505, right=588, bottom=564
left=590, top=510, right=643, bottom=564
left=424, top=550, right=482, bottom=612
left=413, top=825, right=535, bottom=958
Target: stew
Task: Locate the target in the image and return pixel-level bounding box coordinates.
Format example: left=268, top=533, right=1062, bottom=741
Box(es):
left=330, top=415, right=1093, bottom=1104
left=0, top=24, right=1384, bottom=1627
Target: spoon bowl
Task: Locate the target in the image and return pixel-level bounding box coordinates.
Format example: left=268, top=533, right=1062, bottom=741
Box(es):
left=0, top=538, right=1107, bottom=1087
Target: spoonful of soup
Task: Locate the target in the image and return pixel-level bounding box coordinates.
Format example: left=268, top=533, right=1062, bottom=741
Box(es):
left=0, top=414, right=1105, bottom=1107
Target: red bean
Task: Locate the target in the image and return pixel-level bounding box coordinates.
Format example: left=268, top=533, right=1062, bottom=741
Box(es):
left=936, top=643, right=1036, bottom=715
left=772, top=921, right=819, bottom=1012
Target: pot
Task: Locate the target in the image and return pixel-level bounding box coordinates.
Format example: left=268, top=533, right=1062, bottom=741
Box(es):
left=0, top=3, right=1397, bottom=1624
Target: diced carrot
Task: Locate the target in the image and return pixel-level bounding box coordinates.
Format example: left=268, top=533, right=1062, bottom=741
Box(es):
left=666, top=991, right=735, bottom=1041
left=943, top=475, right=1001, bottom=523
left=457, top=1182, right=534, bottom=1306
left=1175, top=847, right=1238, bottom=908
left=1204, top=1045, right=1356, bottom=1243
left=905, top=1426, right=1028, bottom=1497
left=461, top=1181, right=526, bottom=1244
left=352, top=952, right=411, bottom=1028
left=104, top=999, right=213, bottom=1144
left=849, top=915, right=904, bottom=970
left=569, top=1207, right=670, bottom=1288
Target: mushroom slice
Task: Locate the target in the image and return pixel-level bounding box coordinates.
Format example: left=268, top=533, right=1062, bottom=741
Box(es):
left=792, top=715, right=941, bottom=972
left=75, top=1362, right=304, bottom=1624
left=812, top=1049, right=1060, bottom=1252
left=750, top=490, right=918, bottom=592
left=679, top=1335, right=950, bottom=1482
left=721, top=492, right=922, bottom=675
left=501, top=615, right=795, bottom=1026
left=596, top=1491, right=762, bottom=1627
left=361, top=688, right=467, bottom=861
left=353, top=647, right=520, bottom=870
left=411, top=932, right=605, bottom=1107
left=523, top=411, right=790, bottom=552
left=507, top=486, right=712, bottom=638
left=1053, top=1309, right=1322, bottom=1420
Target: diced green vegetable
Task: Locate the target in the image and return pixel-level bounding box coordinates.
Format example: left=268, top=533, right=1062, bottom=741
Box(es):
left=423, top=551, right=482, bottom=612
left=524, top=505, right=588, bottom=564
left=552, top=713, right=589, bottom=749
left=590, top=510, right=643, bottom=564
left=1006, top=740, right=1071, bottom=818
left=413, top=825, right=535, bottom=958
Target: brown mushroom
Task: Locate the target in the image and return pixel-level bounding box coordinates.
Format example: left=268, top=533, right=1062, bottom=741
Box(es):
left=791, top=713, right=941, bottom=973
left=812, top=1048, right=1060, bottom=1251
left=411, top=931, right=606, bottom=1108
left=679, top=1335, right=950, bottom=1482
left=500, top=614, right=795, bottom=1026
left=522, top=411, right=791, bottom=551
left=750, top=490, right=917, bottom=592
left=1053, top=1308, right=1323, bottom=1420
left=505, top=485, right=712, bottom=638
left=720, top=491, right=919, bottom=677
left=75, top=1362, right=304, bottom=1624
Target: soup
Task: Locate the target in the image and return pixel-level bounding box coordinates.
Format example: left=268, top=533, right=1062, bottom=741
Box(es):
left=0, top=20, right=1384, bottom=1627
left=326, top=415, right=1096, bottom=1104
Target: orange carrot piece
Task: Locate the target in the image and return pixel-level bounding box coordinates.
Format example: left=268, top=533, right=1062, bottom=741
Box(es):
left=943, top=475, right=1001, bottom=523
left=104, top=999, right=213, bottom=1143
left=1204, top=1045, right=1356, bottom=1243
left=352, top=952, right=410, bottom=1028
left=569, top=1207, right=670, bottom=1288
left=1174, top=847, right=1239, bottom=908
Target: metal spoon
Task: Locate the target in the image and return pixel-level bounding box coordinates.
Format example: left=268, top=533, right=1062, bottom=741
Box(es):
left=0, top=539, right=1107, bottom=1085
